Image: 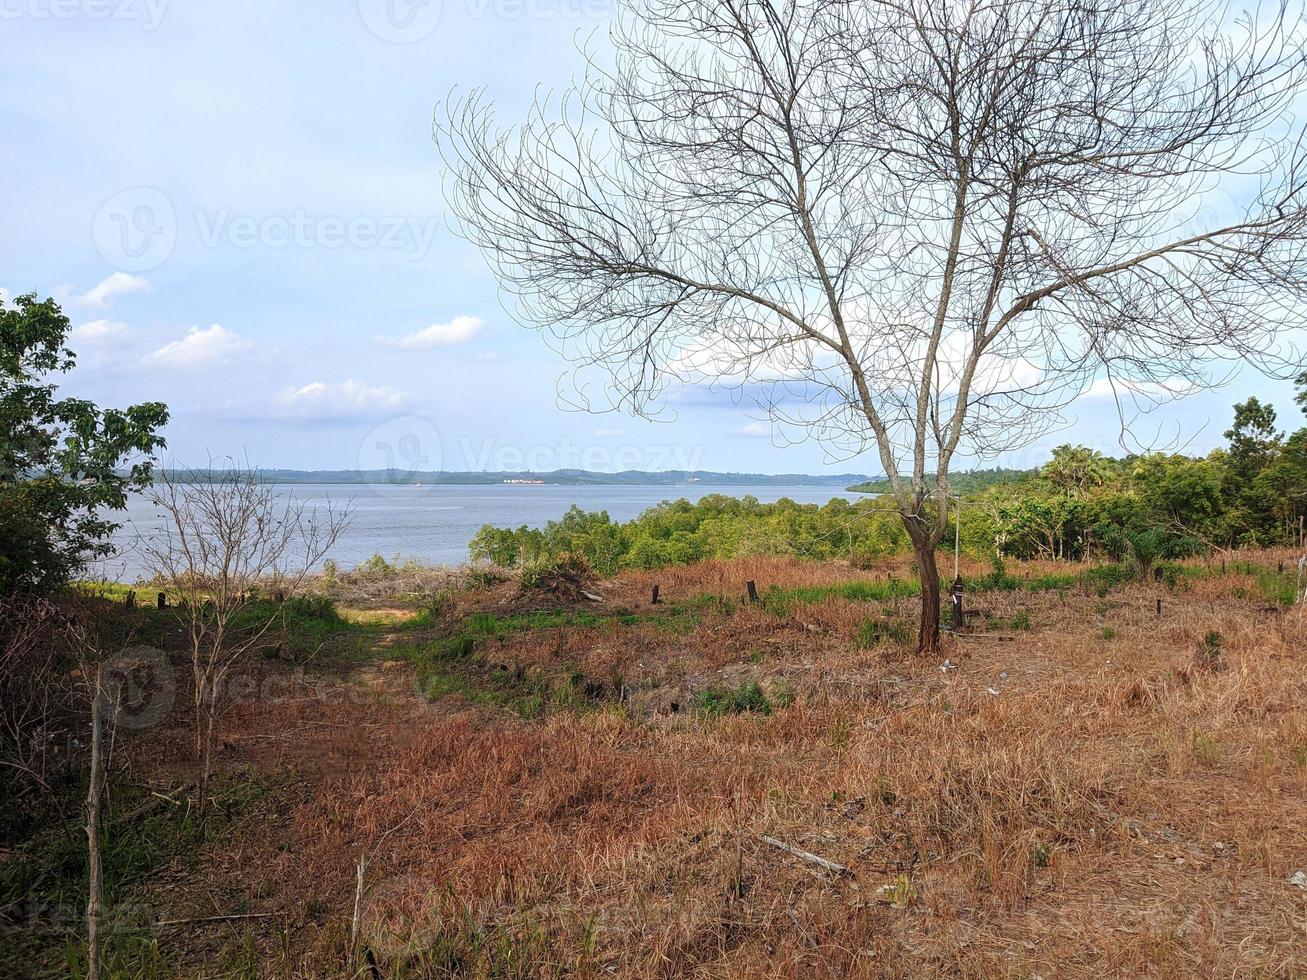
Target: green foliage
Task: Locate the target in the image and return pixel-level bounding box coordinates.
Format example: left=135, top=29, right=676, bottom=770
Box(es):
left=848, top=466, right=1031, bottom=495
left=467, top=396, right=1307, bottom=576
left=470, top=494, right=909, bottom=572
left=693, top=681, right=772, bottom=717
left=0, top=293, right=168, bottom=593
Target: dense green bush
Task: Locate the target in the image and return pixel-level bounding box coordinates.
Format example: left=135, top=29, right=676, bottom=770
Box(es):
left=1, top=292, right=167, bottom=593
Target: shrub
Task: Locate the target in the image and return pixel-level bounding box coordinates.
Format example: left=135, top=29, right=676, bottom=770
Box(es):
left=693, top=681, right=771, bottom=717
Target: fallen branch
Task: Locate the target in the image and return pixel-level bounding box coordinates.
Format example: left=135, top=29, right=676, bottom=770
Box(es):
left=155, top=912, right=281, bottom=927
left=761, top=836, right=850, bottom=876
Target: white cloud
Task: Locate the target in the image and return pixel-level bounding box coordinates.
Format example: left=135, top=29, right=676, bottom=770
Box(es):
left=736, top=421, right=772, bottom=438
left=70, top=319, right=129, bottom=344
left=71, top=273, right=151, bottom=307
left=1082, top=377, right=1195, bottom=401
left=142, top=324, right=252, bottom=369
left=0, top=287, right=9, bottom=305
left=378, top=315, right=483, bottom=349
left=271, top=379, right=411, bottom=420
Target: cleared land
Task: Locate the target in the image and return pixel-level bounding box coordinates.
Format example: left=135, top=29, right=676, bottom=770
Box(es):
left=4, top=552, right=1306, bottom=978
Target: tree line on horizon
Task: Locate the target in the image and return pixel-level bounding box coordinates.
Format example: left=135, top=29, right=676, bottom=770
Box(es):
left=470, top=390, right=1307, bottom=578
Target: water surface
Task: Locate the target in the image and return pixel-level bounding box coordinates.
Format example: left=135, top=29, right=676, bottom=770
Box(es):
left=99, top=483, right=865, bottom=582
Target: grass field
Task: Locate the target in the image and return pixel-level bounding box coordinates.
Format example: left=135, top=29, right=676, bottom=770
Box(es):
left=4, top=550, right=1306, bottom=977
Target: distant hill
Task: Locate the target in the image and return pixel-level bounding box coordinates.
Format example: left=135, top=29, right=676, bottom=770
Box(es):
left=846, top=466, right=1034, bottom=495
left=160, top=468, right=877, bottom=488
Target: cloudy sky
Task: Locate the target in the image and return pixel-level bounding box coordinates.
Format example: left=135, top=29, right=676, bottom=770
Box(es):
left=1, top=0, right=1299, bottom=475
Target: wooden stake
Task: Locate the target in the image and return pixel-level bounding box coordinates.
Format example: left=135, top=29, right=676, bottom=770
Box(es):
left=85, top=668, right=105, bottom=980
left=350, top=855, right=368, bottom=965
left=747, top=580, right=759, bottom=603
left=651, top=584, right=660, bottom=605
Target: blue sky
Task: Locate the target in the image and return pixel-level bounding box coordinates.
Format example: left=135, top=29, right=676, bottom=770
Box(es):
left=0, top=0, right=1300, bottom=476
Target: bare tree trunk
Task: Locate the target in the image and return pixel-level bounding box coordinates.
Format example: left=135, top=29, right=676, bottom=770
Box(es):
left=910, top=534, right=942, bottom=655
left=193, top=665, right=204, bottom=761
left=199, top=692, right=216, bottom=812
left=85, top=669, right=105, bottom=980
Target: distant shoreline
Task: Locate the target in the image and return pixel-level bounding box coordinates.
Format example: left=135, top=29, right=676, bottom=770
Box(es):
left=154, top=468, right=881, bottom=490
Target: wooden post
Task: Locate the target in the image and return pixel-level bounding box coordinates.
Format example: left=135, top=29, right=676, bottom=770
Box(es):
left=157, top=592, right=166, bottom=610
left=746, top=581, right=759, bottom=603
left=1156, top=598, right=1162, bottom=617
left=124, top=590, right=135, bottom=609
left=950, top=576, right=965, bottom=632
left=85, top=668, right=105, bottom=980
left=651, top=584, right=661, bottom=605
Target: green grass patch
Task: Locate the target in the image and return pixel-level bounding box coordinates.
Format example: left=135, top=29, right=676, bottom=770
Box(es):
left=401, top=610, right=617, bottom=718
left=854, top=616, right=911, bottom=648
left=693, top=681, right=771, bottom=717
left=1253, top=568, right=1299, bottom=605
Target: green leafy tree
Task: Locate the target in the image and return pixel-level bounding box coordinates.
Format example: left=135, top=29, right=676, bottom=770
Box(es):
left=1221, top=398, right=1284, bottom=544
left=1224, top=398, right=1281, bottom=477
left=0, top=292, right=167, bottom=593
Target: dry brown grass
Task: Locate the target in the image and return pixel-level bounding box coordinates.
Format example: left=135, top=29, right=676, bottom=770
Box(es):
left=125, top=554, right=1307, bottom=978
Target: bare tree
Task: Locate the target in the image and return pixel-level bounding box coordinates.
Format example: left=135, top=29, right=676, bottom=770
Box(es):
left=437, top=0, right=1307, bottom=651
left=143, top=462, right=349, bottom=805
